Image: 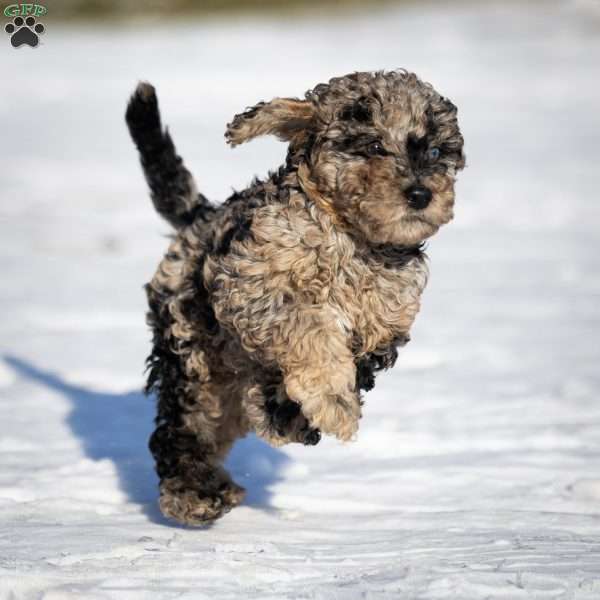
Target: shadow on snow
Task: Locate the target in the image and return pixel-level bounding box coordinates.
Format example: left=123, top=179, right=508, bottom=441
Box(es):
left=4, top=355, right=290, bottom=527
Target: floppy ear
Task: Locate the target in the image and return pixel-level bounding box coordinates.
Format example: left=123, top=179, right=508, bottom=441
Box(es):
left=225, top=98, right=316, bottom=147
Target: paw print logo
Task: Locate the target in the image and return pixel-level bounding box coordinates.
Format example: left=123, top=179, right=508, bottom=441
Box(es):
left=5, top=16, right=45, bottom=48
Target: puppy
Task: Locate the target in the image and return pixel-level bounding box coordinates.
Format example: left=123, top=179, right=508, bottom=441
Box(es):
left=126, top=70, right=465, bottom=525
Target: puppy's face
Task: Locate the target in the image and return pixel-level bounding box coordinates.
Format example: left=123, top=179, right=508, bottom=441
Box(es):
left=308, top=73, right=465, bottom=246
left=226, top=71, right=465, bottom=246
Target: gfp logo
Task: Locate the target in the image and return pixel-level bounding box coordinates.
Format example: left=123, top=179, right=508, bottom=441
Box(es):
left=4, top=3, right=47, bottom=48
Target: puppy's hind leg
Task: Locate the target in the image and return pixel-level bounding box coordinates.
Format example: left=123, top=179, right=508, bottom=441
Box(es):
left=146, top=309, right=245, bottom=524
left=147, top=374, right=247, bottom=525
left=149, top=420, right=245, bottom=526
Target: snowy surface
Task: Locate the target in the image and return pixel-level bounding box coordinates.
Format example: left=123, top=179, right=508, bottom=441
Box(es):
left=1, top=1, right=600, bottom=598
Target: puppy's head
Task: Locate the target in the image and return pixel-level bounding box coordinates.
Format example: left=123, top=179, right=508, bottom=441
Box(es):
left=226, top=70, right=465, bottom=246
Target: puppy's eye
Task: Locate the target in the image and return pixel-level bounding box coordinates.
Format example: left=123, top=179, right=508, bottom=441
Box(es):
left=366, top=141, right=387, bottom=157
left=427, top=147, right=440, bottom=161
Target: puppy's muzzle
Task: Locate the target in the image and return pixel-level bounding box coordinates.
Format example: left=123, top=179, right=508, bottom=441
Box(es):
left=404, top=185, right=432, bottom=210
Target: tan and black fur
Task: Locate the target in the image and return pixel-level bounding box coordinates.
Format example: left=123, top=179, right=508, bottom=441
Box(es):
left=126, top=70, right=465, bottom=525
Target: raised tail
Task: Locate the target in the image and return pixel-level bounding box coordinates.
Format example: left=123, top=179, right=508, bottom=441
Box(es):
left=126, top=82, right=214, bottom=229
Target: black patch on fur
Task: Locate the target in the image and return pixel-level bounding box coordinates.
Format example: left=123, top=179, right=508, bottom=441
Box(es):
left=271, top=400, right=301, bottom=436
left=407, top=134, right=429, bottom=171
left=184, top=195, right=217, bottom=225
left=263, top=381, right=320, bottom=445
left=145, top=264, right=223, bottom=484
left=214, top=161, right=301, bottom=258
left=215, top=214, right=254, bottom=256
left=291, top=132, right=316, bottom=171
left=149, top=425, right=208, bottom=480
left=225, top=102, right=267, bottom=144
left=425, top=107, right=439, bottom=139
left=354, top=335, right=409, bottom=392
left=355, top=348, right=398, bottom=392
left=237, top=102, right=266, bottom=122
left=355, top=356, right=378, bottom=392
left=225, top=160, right=298, bottom=211
left=186, top=255, right=219, bottom=335
left=263, top=377, right=293, bottom=436
left=145, top=285, right=204, bottom=479
left=365, top=242, right=425, bottom=269
left=339, top=96, right=372, bottom=123
left=423, top=103, right=465, bottom=171
left=440, top=96, right=457, bottom=113
left=332, top=135, right=388, bottom=159
left=145, top=288, right=185, bottom=420
left=224, top=181, right=271, bottom=213
left=438, top=141, right=464, bottom=167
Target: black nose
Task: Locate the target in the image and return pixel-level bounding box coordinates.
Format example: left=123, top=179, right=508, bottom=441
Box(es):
left=404, top=185, right=432, bottom=210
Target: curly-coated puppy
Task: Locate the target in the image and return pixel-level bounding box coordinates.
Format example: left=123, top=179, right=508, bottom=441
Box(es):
left=126, top=70, right=465, bottom=525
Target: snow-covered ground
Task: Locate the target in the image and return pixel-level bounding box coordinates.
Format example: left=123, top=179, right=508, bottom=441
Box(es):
left=1, top=1, right=600, bottom=598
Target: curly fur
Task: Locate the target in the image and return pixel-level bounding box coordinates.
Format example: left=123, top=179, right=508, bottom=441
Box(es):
left=126, top=70, right=465, bottom=525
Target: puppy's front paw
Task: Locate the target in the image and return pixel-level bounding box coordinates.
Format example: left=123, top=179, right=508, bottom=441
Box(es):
left=303, top=393, right=361, bottom=442
left=299, top=425, right=321, bottom=446
left=269, top=398, right=321, bottom=446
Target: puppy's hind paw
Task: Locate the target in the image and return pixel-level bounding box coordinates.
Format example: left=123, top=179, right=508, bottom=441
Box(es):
left=158, top=480, right=246, bottom=526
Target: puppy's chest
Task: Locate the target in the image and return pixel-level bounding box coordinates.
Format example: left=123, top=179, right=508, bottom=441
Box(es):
left=334, top=254, right=429, bottom=355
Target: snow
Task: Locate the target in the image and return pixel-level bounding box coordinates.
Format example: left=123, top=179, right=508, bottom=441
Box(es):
left=1, top=1, right=600, bottom=598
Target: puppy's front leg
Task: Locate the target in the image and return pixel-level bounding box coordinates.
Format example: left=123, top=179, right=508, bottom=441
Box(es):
left=207, top=256, right=359, bottom=440
left=278, top=306, right=360, bottom=441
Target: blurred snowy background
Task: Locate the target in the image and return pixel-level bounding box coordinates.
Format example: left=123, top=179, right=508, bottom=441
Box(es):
left=1, top=0, right=600, bottom=598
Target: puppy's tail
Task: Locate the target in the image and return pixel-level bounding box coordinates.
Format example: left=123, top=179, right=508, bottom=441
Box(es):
left=126, top=82, right=214, bottom=230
